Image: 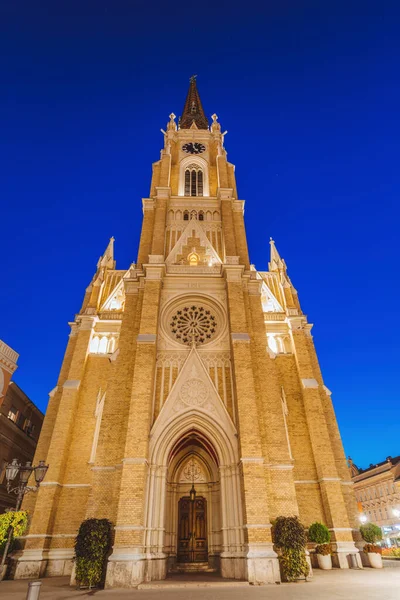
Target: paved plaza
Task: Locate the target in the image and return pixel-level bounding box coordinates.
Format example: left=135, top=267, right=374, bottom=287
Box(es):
left=1, top=568, right=400, bottom=600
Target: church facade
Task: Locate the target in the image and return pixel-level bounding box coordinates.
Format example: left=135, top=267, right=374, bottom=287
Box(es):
left=16, top=78, right=361, bottom=586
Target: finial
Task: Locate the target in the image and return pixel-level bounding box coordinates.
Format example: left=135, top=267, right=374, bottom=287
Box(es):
left=110, top=236, right=115, bottom=242
left=167, top=112, right=177, bottom=131
left=211, top=113, right=221, bottom=133
left=189, top=74, right=197, bottom=83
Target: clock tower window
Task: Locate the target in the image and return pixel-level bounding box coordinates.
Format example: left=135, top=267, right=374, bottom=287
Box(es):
left=184, top=166, right=204, bottom=197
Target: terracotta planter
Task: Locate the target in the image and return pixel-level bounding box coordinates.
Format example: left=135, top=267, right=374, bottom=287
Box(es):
left=367, top=552, right=383, bottom=569
left=316, top=553, right=332, bottom=570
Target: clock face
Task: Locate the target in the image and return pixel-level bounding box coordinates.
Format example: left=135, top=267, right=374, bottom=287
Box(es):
left=182, top=142, right=206, bottom=155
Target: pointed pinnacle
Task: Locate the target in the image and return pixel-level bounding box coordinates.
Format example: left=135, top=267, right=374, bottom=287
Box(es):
left=269, top=237, right=285, bottom=271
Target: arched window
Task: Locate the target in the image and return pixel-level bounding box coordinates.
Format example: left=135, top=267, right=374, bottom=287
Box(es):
left=183, top=211, right=189, bottom=221
left=198, top=211, right=204, bottom=221
left=184, top=166, right=204, bottom=197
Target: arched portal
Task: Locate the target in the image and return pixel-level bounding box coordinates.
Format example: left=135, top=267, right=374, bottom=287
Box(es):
left=165, top=431, right=221, bottom=571
left=146, top=410, right=246, bottom=580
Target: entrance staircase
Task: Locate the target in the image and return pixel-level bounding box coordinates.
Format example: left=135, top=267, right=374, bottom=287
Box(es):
left=169, top=562, right=217, bottom=574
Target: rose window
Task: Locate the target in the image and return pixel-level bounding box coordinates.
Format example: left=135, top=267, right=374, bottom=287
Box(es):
left=170, top=305, right=218, bottom=345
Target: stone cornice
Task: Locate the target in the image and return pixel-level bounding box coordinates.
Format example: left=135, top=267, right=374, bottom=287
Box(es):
left=217, top=187, right=233, bottom=201
left=142, top=198, right=156, bottom=211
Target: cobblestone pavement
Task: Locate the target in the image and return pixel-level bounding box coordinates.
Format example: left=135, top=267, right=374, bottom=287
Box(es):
left=1, top=568, right=400, bottom=599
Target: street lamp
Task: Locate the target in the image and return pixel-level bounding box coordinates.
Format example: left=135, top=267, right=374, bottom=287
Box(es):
left=359, top=514, right=367, bottom=524
left=1, top=458, right=49, bottom=570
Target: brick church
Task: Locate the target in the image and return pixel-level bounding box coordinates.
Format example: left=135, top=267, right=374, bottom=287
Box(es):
left=16, top=78, right=361, bottom=586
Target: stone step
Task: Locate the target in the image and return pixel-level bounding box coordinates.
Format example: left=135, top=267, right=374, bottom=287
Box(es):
left=170, top=562, right=217, bottom=573
left=138, top=580, right=250, bottom=589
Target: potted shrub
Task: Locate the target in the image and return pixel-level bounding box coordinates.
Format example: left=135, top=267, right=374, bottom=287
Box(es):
left=273, top=516, right=310, bottom=582
left=74, top=518, right=112, bottom=589
left=360, top=523, right=383, bottom=569
left=308, top=522, right=332, bottom=570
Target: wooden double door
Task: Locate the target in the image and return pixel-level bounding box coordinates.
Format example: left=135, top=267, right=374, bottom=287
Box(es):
left=177, top=496, right=208, bottom=563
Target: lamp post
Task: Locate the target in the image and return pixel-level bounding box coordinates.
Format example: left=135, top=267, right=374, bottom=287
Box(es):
left=0, top=459, right=49, bottom=570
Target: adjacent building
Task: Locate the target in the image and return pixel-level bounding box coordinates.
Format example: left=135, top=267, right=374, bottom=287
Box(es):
left=0, top=340, right=44, bottom=513
left=350, top=456, right=400, bottom=543
left=16, top=78, right=361, bottom=586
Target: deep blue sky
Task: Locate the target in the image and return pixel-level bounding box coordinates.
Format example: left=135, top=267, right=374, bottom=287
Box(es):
left=1, top=1, right=399, bottom=468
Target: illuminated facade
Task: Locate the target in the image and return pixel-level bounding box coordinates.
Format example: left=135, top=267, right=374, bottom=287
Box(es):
left=17, top=78, right=361, bottom=586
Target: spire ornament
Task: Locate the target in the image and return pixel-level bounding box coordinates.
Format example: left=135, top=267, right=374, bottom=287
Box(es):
left=211, top=113, right=221, bottom=133
left=167, top=112, right=177, bottom=131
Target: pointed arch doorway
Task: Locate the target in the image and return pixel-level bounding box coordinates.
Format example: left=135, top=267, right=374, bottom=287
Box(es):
left=165, top=431, right=220, bottom=571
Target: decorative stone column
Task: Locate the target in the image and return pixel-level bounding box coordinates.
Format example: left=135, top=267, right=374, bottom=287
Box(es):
left=232, top=200, right=250, bottom=269
left=85, top=274, right=141, bottom=522
left=223, top=263, right=280, bottom=584
left=137, top=199, right=155, bottom=267
left=151, top=187, right=170, bottom=257
left=288, top=316, right=362, bottom=568
left=247, top=278, right=299, bottom=518
left=15, top=317, right=95, bottom=579
left=219, top=189, right=237, bottom=259
left=105, top=263, right=164, bottom=588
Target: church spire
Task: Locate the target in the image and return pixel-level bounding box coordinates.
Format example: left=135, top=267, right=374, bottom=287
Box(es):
left=179, top=75, right=209, bottom=130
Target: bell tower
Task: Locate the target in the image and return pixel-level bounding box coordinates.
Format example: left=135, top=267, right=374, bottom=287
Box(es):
left=16, top=77, right=362, bottom=587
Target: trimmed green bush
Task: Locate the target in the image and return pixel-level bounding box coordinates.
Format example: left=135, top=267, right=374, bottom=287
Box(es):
left=360, top=523, right=382, bottom=544
left=279, top=548, right=310, bottom=582
left=74, top=518, right=112, bottom=589
left=308, top=522, right=330, bottom=545
left=273, top=516, right=307, bottom=551
left=272, top=516, right=309, bottom=581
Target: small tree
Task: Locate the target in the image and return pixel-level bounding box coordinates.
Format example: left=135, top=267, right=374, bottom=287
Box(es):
left=360, top=523, right=382, bottom=553
left=308, top=522, right=332, bottom=555
left=273, top=516, right=310, bottom=582
left=74, top=519, right=112, bottom=589
left=360, top=523, right=382, bottom=544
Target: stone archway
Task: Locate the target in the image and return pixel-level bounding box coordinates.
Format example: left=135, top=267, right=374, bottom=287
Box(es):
left=146, top=413, right=246, bottom=580
left=165, top=431, right=221, bottom=572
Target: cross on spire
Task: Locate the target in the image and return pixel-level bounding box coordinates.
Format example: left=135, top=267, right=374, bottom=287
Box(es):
left=179, top=76, right=209, bottom=130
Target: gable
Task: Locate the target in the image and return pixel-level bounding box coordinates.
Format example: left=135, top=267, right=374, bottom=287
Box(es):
left=165, top=218, right=222, bottom=267
left=151, top=346, right=236, bottom=441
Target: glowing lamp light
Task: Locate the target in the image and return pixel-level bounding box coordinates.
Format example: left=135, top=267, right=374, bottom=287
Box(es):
left=5, top=459, right=19, bottom=483
left=393, top=508, right=400, bottom=518
left=359, top=514, right=367, bottom=524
